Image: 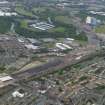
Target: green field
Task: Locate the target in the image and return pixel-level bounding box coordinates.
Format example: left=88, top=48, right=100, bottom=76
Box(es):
left=55, top=16, right=72, bottom=24
left=15, top=18, right=87, bottom=41
left=48, top=27, right=66, bottom=33
left=20, top=20, right=28, bottom=28
left=95, top=25, right=105, bottom=33
left=15, top=7, right=34, bottom=17
left=0, top=17, right=12, bottom=34
left=13, top=6, right=88, bottom=41
left=32, top=7, right=46, bottom=13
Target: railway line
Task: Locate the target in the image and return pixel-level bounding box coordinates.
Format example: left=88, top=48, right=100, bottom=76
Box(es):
left=11, top=46, right=101, bottom=82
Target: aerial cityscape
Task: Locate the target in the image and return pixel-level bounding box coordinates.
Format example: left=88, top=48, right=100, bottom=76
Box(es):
left=1, top=0, right=105, bottom=105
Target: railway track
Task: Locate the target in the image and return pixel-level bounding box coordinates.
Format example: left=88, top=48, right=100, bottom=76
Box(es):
left=11, top=46, right=102, bottom=82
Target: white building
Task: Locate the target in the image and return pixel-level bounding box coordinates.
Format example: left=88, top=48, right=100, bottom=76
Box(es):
left=0, top=10, right=17, bottom=16
left=86, top=16, right=92, bottom=24
left=12, top=90, right=25, bottom=98
left=56, top=43, right=72, bottom=50
left=18, top=38, right=25, bottom=43
left=62, top=43, right=72, bottom=49
left=25, top=44, right=38, bottom=50
left=66, top=38, right=74, bottom=41
left=0, top=74, right=14, bottom=88
left=86, top=16, right=97, bottom=26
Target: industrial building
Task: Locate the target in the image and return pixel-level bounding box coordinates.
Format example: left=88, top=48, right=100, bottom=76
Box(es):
left=27, top=38, right=41, bottom=45
left=0, top=74, right=14, bottom=88
left=25, top=44, right=39, bottom=50
left=0, top=10, right=17, bottom=16
left=56, top=43, right=73, bottom=50
left=41, top=38, right=56, bottom=43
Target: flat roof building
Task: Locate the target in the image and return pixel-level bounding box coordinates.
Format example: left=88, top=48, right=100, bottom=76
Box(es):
left=25, top=44, right=39, bottom=50
left=0, top=74, right=14, bottom=88
left=30, top=22, right=55, bottom=31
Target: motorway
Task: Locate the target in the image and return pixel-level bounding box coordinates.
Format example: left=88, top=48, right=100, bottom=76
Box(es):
left=11, top=46, right=99, bottom=82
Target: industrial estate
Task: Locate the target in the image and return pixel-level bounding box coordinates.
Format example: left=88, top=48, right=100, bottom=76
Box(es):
left=1, top=0, right=105, bottom=105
